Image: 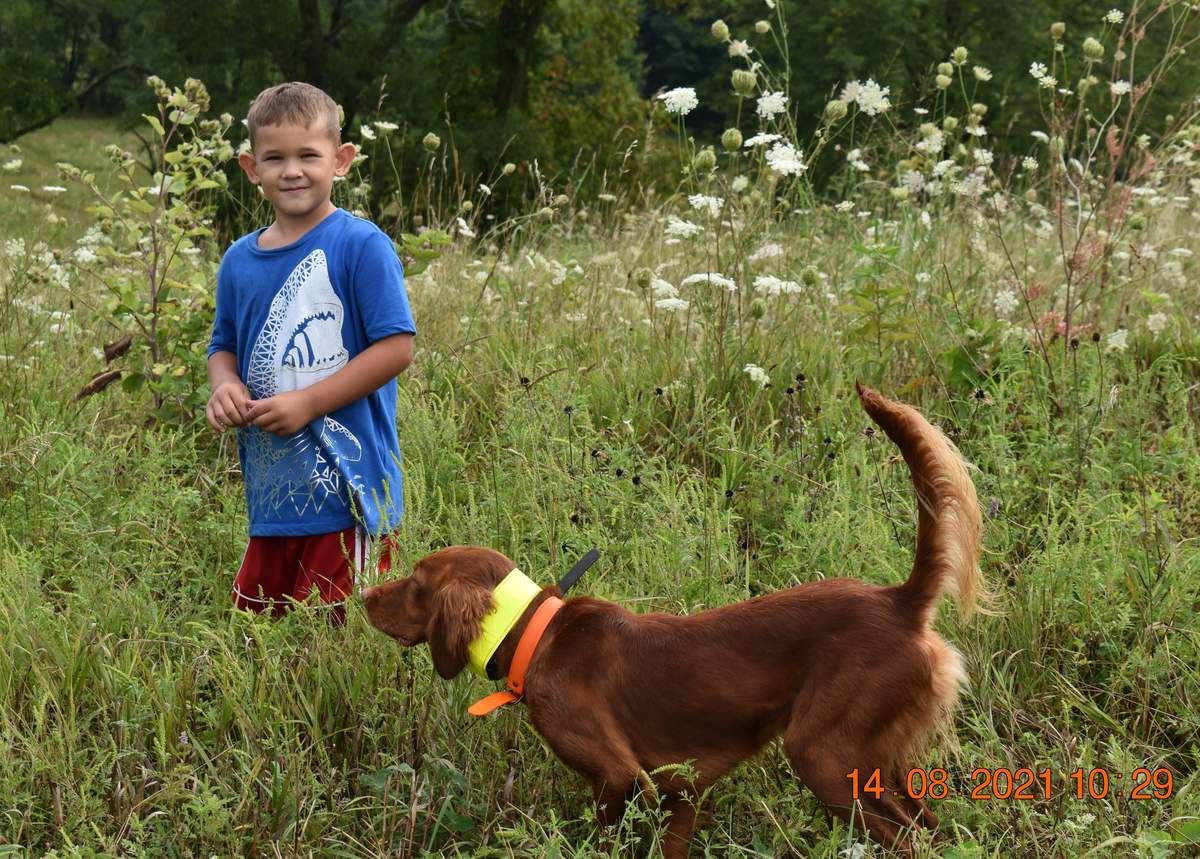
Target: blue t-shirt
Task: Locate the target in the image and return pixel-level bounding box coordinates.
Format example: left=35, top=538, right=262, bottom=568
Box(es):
left=208, top=208, right=416, bottom=537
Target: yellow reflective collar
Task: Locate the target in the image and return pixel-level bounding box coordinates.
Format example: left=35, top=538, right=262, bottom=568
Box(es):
left=466, top=568, right=542, bottom=678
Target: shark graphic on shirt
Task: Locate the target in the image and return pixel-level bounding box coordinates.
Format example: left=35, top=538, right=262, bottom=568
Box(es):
left=243, top=249, right=364, bottom=518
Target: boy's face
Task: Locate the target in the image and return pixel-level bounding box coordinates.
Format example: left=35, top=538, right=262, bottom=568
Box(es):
left=238, top=121, right=355, bottom=222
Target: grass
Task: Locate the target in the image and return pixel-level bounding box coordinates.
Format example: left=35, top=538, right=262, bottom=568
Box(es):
left=1, top=106, right=1199, bottom=859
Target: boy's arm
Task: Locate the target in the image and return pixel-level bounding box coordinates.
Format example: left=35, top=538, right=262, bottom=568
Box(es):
left=207, top=350, right=252, bottom=432
left=246, top=333, right=414, bottom=436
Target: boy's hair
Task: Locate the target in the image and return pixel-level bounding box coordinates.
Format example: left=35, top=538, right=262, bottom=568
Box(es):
left=246, top=82, right=342, bottom=148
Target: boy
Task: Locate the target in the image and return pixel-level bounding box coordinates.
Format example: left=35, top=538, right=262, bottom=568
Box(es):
left=207, top=82, right=415, bottom=623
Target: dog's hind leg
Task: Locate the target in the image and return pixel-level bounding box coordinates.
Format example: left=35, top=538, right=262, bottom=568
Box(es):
left=783, top=731, right=917, bottom=853
left=660, top=792, right=699, bottom=859
left=891, top=774, right=939, bottom=831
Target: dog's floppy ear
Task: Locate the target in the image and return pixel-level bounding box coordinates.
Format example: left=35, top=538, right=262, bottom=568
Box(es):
left=427, top=578, right=494, bottom=679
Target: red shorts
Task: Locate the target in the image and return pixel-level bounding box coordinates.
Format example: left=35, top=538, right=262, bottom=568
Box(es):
left=232, top=526, right=394, bottom=623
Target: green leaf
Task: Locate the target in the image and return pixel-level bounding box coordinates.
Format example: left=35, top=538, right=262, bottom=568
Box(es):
left=121, top=372, right=146, bottom=392
left=143, top=114, right=165, bottom=136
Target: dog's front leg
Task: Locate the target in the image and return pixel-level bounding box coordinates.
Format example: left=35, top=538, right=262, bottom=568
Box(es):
left=590, top=776, right=633, bottom=828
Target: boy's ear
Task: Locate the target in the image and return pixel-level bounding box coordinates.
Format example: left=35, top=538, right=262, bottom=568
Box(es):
left=334, top=142, right=356, bottom=176
left=238, top=152, right=260, bottom=184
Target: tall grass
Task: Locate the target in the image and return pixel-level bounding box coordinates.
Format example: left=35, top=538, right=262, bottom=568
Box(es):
left=3, top=2, right=1200, bottom=856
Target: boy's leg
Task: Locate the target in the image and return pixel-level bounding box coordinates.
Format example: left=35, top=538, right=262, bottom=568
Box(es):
left=232, top=536, right=301, bottom=617
left=294, top=527, right=395, bottom=625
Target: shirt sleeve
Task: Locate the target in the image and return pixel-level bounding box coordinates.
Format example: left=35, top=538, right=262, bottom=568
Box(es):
left=351, top=230, right=417, bottom=343
left=207, top=256, right=238, bottom=357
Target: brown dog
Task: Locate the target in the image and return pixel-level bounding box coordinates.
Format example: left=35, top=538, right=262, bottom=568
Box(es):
left=363, top=384, right=983, bottom=856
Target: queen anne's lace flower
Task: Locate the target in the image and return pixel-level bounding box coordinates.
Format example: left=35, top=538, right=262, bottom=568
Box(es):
left=688, top=194, right=725, bottom=218
left=1110, top=81, right=1132, bottom=96
left=756, top=91, right=788, bottom=120
left=728, top=40, right=752, bottom=58
left=743, top=132, right=781, bottom=147
left=681, top=272, right=737, bottom=291
left=658, top=87, right=699, bottom=115
left=855, top=79, right=891, bottom=115
left=1106, top=329, right=1128, bottom=351
left=744, top=364, right=770, bottom=387
left=765, top=142, right=805, bottom=176
left=664, top=216, right=702, bottom=239
left=754, top=275, right=801, bottom=296
left=993, top=289, right=1019, bottom=316
left=655, top=297, right=690, bottom=312
left=1147, top=313, right=1169, bottom=335
left=749, top=242, right=783, bottom=261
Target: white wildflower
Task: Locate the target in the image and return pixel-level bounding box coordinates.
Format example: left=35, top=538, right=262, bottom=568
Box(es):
left=756, top=91, right=788, bottom=120
left=765, top=142, right=805, bottom=176
left=455, top=217, right=475, bottom=239
left=953, top=171, right=987, bottom=199
left=1022, top=156, right=1038, bottom=171
left=359, top=125, right=376, bottom=141
left=9, top=184, right=30, bottom=192
left=1105, top=329, right=1128, bottom=351
left=754, top=275, right=801, bottom=296
left=838, top=80, right=862, bottom=104
left=1030, top=62, right=1049, bottom=81
left=847, top=148, right=869, bottom=172
left=598, top=192, right=617, bottom=202
left=1031, top=130, right=1050, bottom=143
left=681, top=272, right=737, bottom=291
left=750, top=242, right=783, bottom=261
left=1110, top=81, right=1131, bottom=96
left=744, top=132, right=781, bottom=147
left=994, top=289, right=1019, bottom=315
left=855, top=79, right=891, bottom=115
left=728, top=39, right=752, bottom=58
left=974, top=148, right=994, bottom=167
left=2, top=159, right=21, bottom=172
left=688, top=194, right=725, bottom=218
left=650, top=278, right=678, bottom=298
left=1105, top=9, right=1124, bottom=24
left=973, top=66, right=992, bottom=82
left=1147, top=312, right=1169, bottom=335
left=743, top=363, right=770, bottom=387
left=479, top=183, right=491, bottom=196
left=835, top=200, right=855, bottom=213
left=932, top=159, right=957, bottom=178
left=1169, top=247, right=1193, bottom=257
left=655, top=297, right=690, bottom=312
left=659, top=87, right=699, bottom=115
left=373, top=121, right=399, bottom=133
left=915, top=131, right=945, bottom=155
left=900, top=170, right=925, bottom=192
left=665, top=216, right=702, bottom=239
left=731, top=176, right=750, bottom=193
left=42, top=185, right=67, bottom=194
left=74, top=247, right=98, bottom=265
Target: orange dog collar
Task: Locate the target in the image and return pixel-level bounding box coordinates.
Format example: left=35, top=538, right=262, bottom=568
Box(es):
left=467, top=596, right=563, bottom=716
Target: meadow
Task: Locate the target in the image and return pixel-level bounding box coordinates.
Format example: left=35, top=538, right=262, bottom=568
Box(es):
left=3, top=6, right=1200, bottom=857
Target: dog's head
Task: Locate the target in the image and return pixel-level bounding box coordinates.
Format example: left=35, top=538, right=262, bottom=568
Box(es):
left=362, top=546, right=515, bottom=679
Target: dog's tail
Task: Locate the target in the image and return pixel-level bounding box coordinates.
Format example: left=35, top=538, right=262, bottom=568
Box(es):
left=856, top=382, right=984, bottom=623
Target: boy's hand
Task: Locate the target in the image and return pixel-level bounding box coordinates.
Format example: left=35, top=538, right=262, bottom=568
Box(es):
left=246, top=391, right=316, bottom=436
left=207, top=380, right=252, bottom=432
